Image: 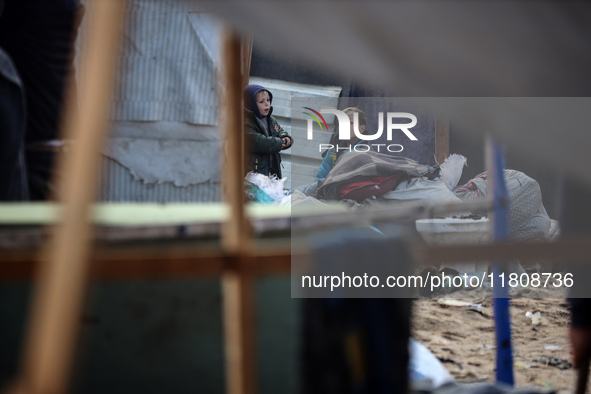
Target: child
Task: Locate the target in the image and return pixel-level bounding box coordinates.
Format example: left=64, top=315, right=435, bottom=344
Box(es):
left=243, top=84, right=292, bottom=178
left=315, top=107, right=367, bottom=181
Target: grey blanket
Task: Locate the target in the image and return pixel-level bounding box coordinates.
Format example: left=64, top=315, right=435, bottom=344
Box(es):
left=317, top=151, right=438, bottom=200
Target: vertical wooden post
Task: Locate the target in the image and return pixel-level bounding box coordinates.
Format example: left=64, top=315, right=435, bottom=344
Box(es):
left=222, top=265, right=256, bottom=394
left=219, top=29, right=255, bottom=394
left=435, top=115, right=450, bottom=164
left=241, top=36, right=253, bottom=90
left=9, top=1, right=127, bottom=394
left=220, top=34, right=249, bottom=253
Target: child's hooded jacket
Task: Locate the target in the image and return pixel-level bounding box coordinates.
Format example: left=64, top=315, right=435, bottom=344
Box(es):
left=243, top=84, right=292, bottom=178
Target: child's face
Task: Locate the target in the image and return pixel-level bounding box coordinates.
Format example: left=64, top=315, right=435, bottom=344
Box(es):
left=347, top=113, right=366, bottom=140
left=256, top=91, right=271, bottom=117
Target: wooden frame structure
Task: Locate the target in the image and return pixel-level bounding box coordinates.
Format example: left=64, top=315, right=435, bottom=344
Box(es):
left=5, top=2, right=128, bottom=394
left=1, top=2, right=591, bottom=394
left=435, top=115, right=450, bottom=165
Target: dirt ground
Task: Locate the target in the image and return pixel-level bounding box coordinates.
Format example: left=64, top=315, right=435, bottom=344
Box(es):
left=412, top=286, right=587, bottom=392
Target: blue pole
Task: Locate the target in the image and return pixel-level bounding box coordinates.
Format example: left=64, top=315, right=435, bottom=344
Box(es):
left=490, top=140, right=514, bottom=386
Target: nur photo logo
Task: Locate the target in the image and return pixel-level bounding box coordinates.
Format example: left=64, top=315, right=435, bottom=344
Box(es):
left=303, top=107, right=419, bottom=153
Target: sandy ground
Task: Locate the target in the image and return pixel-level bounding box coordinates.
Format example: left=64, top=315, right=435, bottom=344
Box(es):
left=411, top=285, right=587, bottom=392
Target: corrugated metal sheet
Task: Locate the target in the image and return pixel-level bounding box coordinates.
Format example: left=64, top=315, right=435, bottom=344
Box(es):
left=112, top=3, right=219, bottom=125
left=249, top=77, right=342, bottom=188
left=78, top=0, right=221, bottom=126
left=99, top=157, right=221, bottom=202
left=84, top=0, right=224, bottom=203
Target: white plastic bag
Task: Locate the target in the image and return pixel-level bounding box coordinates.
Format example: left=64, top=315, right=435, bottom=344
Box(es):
left=440, top=154, right=467, bottom=191
left=408, top=339, right=454, bottom=388
left=245, top=172, right=286, bottom=203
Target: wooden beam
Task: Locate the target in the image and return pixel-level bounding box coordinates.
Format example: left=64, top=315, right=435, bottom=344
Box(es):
left=0, top=249, right=294, bottom=282
left=435, top=115, right=450, bottom=164
left=3, top=237, right=591, bottom=282
left=9, top=2, right=127, bottom=394
left=241, top=36, right=253, bottom=89
left=222, top=258, right=256, bottom=394
left=219, top=28, right=256, bottom=394
left=220, top=29, right=250, bottom=254
left=416, top=237, right=591, bottom=266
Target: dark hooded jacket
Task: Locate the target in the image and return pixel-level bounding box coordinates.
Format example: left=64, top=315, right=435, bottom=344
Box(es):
left=243, top=84, right=292, bottom=178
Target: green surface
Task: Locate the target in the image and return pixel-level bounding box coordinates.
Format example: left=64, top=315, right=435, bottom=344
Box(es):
left=0, top=202, right=347, bottom=226
left=0, top=278, right=298, bottom=394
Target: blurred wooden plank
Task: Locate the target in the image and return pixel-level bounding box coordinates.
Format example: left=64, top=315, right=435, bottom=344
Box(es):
left=220, top=29, right=250, bottom=255
left=3, top=237, right=591, bottom=283
left=222, top=263, right=256, bottom=394
left=0, top=247, right=293, bottom=281
left=435, top=115, right=450, bottom=164
left=417, top=237, right=591, bottom=265
left=0, top=202, right=297, bottom=227
left=11, top=1, right=128, bottom=394
left=241, top=36, right=252, bottom=88
left=220, top=28, right=256, bottom=394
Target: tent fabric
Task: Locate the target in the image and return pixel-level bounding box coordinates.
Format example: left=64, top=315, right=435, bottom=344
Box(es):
left=205, top=1, right=591, bottom=97
left=204, top=1, right=591, bottom=192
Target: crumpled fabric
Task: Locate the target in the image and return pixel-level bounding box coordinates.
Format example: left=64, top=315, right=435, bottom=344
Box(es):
left=454, top=170, right=550, bottom=242
left=317, top=151, right=438, bottom=201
